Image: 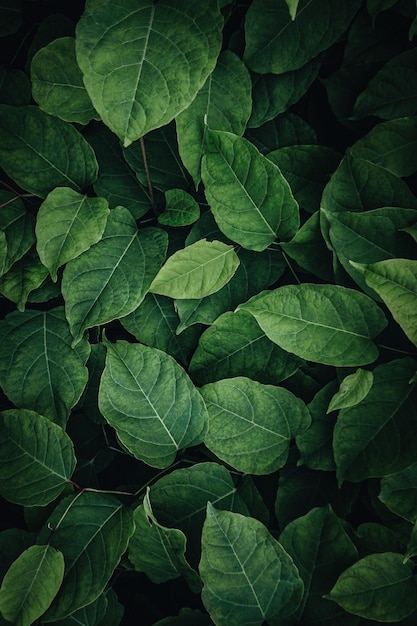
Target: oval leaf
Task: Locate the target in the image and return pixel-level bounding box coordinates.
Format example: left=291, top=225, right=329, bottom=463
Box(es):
left=201, top=376, right=310, bottom=475
left=327, top=369, right=374, bottom=413
left=238, top=284, right=387, bottom=367
left=0, top=545, right=64, bottom=626
left=199, top=504, right=304, bottom=626
left=0, top=409, right=76, bottom=507
left=150, top=239, right=240, bottom=299
left=62, top=206, right=168, bottom=345
left=158, top=189, right=200, bottom=227
left=75, top=0, right=223, bottom=146
left=201, top=130, right=299, bottom=251
left=98, top=340, right=208, bottom=468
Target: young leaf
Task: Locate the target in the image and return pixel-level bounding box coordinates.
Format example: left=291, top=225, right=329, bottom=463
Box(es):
left=0, top=307, right=90, bottom=426
left=351, top=259, right=417, bottom=347
left=158, top=189, right=200, bottom=227
left=38, top=492, right=134, bottom=622
left=379, top=461, right=417, bottom=522
left=0, top=545, right=64, bottom=626
left=333, top=357, right=417, bottom=484
left=327, top=368, right=374, bottom=413
left=176, top=50, right=252, bottom=187
left=0, top=105, right=98, bottom=198
left=201, top=130, right=299, bottom=251
left=149, top=239, right=240, bottom=299
left=325, top=552, right=417, bottom=621
left=199, top=504, right=304, bottom=626
left=244, top=0, right=361, bottom=74
left=75, top=0, right=223, bottom=146
left=62, top=206, right=168, bottom=345
left=30, top=37, right=99, bottom=125
left=238, top=284, right=387, bottom=367
left=98, top=340, right=208, bottom=468
left=0, top=409, right=76, bottom=507
left=36, top=187, right=109, bottom=282
left=201, top=376, right=310, bottom=475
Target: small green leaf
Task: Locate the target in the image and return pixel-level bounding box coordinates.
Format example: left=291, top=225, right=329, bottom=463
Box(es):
left=325, top=552, right=417, bottom=621
left=0, top=105, right=98, bottom=198
left=62, top=206, right=168, bottom=345
left=0, top=248, right=49, bottom=311
left=327, top=369, right=374, bottom=413
left=379, top=461, right=417, bottom=522
left=0, top=193, right=35, bottom=277
left=0, top=409, right=76, bottom=507
left=75, top=0, right=223, bottom=146
left=38, top=492, right=134, bottom=621
left=0, top=545, right=64, bottom=626
left=351, top=259, right=417, bottom=347
left=158, top=190, right=200, bottom=227
left=199, top=504, right=304, bottom=626
left=99, top=340, right=208, bottom=468
left=202, top=130, right=299, bottom=251
left=238, top=284, right=387, bottom=367
left=150, top=239, right=239, bottom=299
left=30, top=37, right=99, bottom=125
left=201, top=376, right=310, bottom=474
left=285, top=0, right=299, bottom=20
left=36, top=187, right=109, bottom=282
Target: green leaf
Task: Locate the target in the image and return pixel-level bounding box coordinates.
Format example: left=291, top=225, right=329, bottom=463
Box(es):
left=0, top=248, right=49, bottom=311
left=189, top=309, right=300, bottom=386
left=176, top=50, right=252, bottom=187
left=36, top=187, right=109, bottom=282
left=333, top=357, right=417, bottom=484
left=30, top=37, right=99, bottom=125
left=350, top=117, right=417, bottom=177
left=62, top=206, right=168, bottom=345
left=245, top=113, right=317, bottom=153
left=279, top=506, right=359, bottom=624
left=0, top=545, right=64, bottom=626
left=38, top=492, right=134, bottom=621
left=0, top=193, right=35, bottom=277
left=238, top=284, right=387, bottom=367
left=244, top=0, right=361, bottom=74
left=201, top=376, right=310, bottom=474
left=325, top=552, right=417, bottom=621
left=379, top=461, right=417, bottom=522
left=285, top=0, right=299, bottom=20
left=353, top=49, right=417, bottom=120
left=351, top=259, right=417, bottom=347
left=150, top=239, right=239, bottom=299
left=199, top=504, right=304, bottom=626
left=0, top=307, right=90, bottom=426
left=129, top=489, right=201, bottom=592
left=366, top=0, right=398, bottom=21
left=201, top=130, right=299, bottom=251
left=48, top=592, right=109, bottom=626
left=75, top=0, right=223, bottom=146
left=158, top=189, right=200, bottom=227
left=327, top=369, right=374, bottom=413
left=0, top=105, right=98, bottom=198
left=98, top=340, right=208, bottom=468
left=248, top=58, right=322, bottom=128
left=0, top=409, right=75, bottom=507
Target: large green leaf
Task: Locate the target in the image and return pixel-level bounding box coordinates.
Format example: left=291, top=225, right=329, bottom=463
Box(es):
left=36, top=187, right=109, bottom=282
left=176, top=50, right=252, bottom=187
left=201, top=130, right=299, bottom=251
left=75, top=0, right=223, bottom=146
left=0, top=545, right=64, bottom=626
left=30, top=37, right=99, bottom=125
left=150, top=239, right=240, bottom=299
left=98, top=340, right=208, bottom=468
left=62, top=206, right=168, bottom=345
left=189, top=310, right=300, bottom=386
left=0, top=307, right=90, bottom=426
left=0, top=193, right=35, bottom=277
left=379, top=461, right=417, bottom=523
left=333, top=357, right=417, bottom=484
left=279, top=506, right=359, bottom=624
left=201, top=376, right=310, bottom=475
left=0, top=105, right=98, bottom=198
left=352, top=259, right=417, bottom=347
left=238, top=284, right=387, bottom=367
left=38, top=491, right=134, bottom=621
left=199, top=504, right=304, bottom=626
left=0, top=409, right=75, bottom=507
left=244, top=0, right=361, bottom=74
left=325, top=552, right=417, bottom=622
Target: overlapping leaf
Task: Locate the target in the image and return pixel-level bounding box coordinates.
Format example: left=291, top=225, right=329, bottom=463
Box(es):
left=379, top=461, right=417, bottom=522
left=158, top=189, right=200, bottom=227
left=0, top=193, right=35, bottom=277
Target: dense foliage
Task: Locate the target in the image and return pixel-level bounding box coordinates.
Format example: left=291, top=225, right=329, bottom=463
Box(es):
left=1, top=0, right=417, bottom=624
